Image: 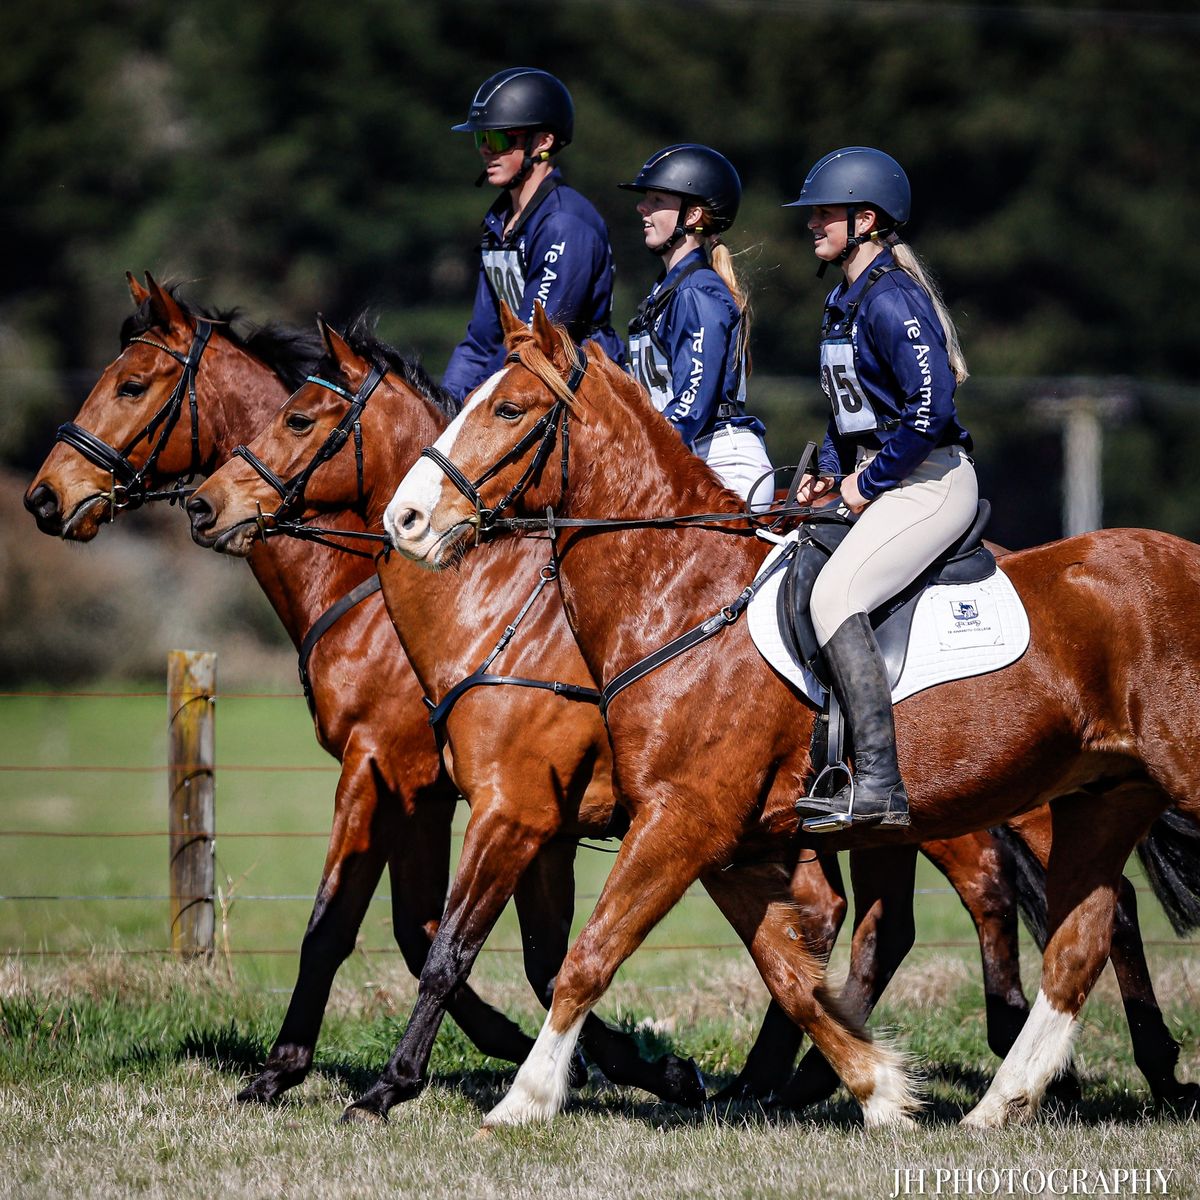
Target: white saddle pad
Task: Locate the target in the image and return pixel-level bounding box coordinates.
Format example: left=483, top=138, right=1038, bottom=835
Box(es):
left=746, top=532, right=1031, bottom=707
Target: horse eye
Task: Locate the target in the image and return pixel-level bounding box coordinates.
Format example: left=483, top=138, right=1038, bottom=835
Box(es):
left=286, top=413, right=315, bottom=433
left=117, top=380, right=147, bottom=398
left=496, top=402, right=523, bottom=421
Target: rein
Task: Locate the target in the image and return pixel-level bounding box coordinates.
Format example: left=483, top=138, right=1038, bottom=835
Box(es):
left=54, top=320, right=213, bottom=512
left=415, top=344, right=845, bottom=717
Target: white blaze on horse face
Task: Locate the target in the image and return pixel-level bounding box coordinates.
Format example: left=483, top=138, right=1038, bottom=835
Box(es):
left=383, top=368, right=508, bottom=552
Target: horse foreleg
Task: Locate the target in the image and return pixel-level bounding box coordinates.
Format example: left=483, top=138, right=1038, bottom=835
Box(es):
left=344, top=795, right=547, bottom=1122
left=481, top=808, right=719, bottom=1128
left=512, top=837, right=705, bottom=1106
left=717, top=852, right=847, bottom=1103
left=387, top=793, right=535, bottom=1065
left=963, top=786, right=1165, bottom=1128
left=239, top=752, right=393, bottom=1104
left=706, top=855, right=917, bottom=1125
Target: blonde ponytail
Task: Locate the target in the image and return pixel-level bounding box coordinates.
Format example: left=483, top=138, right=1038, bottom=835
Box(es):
left=708, top=236, right=753, bottom=372
left=887, top=239, right=969, bottom=384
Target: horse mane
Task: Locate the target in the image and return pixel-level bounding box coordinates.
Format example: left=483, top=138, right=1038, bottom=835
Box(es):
left=506, top=324, right=585, bottom=410
left=584, top=342, right=744, bottom=513
left=119, top=284, right=325, bottom=392
left=331, top=313, right=461, bottom=420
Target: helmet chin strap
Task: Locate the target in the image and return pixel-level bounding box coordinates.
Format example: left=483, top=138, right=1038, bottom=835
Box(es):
left=652, top=197, right=701, bottom=258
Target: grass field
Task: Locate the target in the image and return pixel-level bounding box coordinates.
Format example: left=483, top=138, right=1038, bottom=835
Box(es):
left=2, top=688, right=1199, bottom=1197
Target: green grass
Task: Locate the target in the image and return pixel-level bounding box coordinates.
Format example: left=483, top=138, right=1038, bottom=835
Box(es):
left=2, top=689, right=1200, bottom=1197
left=1, top=955, right=1198, bottom=1199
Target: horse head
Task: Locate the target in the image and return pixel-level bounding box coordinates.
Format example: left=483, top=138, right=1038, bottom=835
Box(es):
left=24, top=272, right=218, bottom=540
left=187, top=317, right=452, bottom=557
left=385, top=303, right=594, bottom=568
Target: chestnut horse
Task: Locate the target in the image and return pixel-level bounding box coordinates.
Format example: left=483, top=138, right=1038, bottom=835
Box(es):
left=385, top=308, right=1200, bottom=1128
left=22, top=276, right=698, bottom=1108
left=186, top=316, right=1195, bottom=1120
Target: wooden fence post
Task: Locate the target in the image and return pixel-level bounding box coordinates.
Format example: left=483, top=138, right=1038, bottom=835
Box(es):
left=167, top=650, right=216, bottom=958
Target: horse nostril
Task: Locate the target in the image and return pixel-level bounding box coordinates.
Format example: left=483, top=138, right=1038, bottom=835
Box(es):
left=399, top=507, right=422, bottom=533
left=24, top=483, right=62, bottom=529
left=186, top=494, right=215, bottom=533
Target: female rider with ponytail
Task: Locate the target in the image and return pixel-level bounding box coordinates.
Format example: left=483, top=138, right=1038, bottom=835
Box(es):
left=443, top=68, right=624, bottom=403
left=620, top=144, right=775, bottom=509
left=788, top=147, right=978, bottom=831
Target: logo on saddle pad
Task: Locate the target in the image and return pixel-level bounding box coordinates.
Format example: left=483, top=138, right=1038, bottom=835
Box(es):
left=746, top=533, right=1030, bottom=707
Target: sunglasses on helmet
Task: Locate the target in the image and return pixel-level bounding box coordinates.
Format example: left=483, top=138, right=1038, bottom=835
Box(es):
left=474, top=128, right=526, bottom=153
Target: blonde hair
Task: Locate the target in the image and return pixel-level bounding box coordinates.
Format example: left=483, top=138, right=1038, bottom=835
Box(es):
left=707, top=234, right=753, bottom=373
left=883, top=236, right=969, bottom=384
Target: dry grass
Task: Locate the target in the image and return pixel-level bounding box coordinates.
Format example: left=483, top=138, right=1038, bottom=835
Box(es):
left=2, top=953, right=1198, bottom=1200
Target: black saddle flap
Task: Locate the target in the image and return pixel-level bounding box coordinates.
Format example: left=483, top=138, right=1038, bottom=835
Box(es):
left=776, top=499, right=997, bottom=690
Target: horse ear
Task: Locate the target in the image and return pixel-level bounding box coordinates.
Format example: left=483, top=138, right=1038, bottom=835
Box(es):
left=126, top=272, right=150, bottom=306
left=144, top=272, right=193, bottom=332
left=499, top=300, right=526, bottom=347
left=531, top=302, right=572, bottom=368
left=530, top=302, right=558, bottom=356
left=318, top=315, right=353, bottom=365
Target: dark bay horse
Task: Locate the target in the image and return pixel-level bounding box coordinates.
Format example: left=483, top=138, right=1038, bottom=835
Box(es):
left=185, top=315, right=1196, bottom=1121
left=384, top=308, right=1200, bottom=1128
left=24, top=275, right=681, bottom=1105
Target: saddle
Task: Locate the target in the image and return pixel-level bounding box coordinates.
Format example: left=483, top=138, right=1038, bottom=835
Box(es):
left=777, top=499, right=995, bottom=693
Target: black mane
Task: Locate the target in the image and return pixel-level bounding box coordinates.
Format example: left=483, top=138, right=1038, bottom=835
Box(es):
left=320, top=313, right=460, bottom=419
left=119, top=285, right=325, bottom=393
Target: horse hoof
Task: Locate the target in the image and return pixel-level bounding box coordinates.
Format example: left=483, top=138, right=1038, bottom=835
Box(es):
left=341, top=1103, right=387, bottom=1126
left=1156, top=1083, right=1200, bottom=1117
left=472, top=1126, right=496, bottom=1142
left=661, top=1056, right=706, bottom=1107
left=1044, top=1070, right=1082, bottom=1107
left=236, top=1079, right=280, bottom=1106
left=568, top=1050, right=589, bottom=1090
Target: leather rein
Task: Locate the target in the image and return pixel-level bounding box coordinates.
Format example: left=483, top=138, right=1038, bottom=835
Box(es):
left=414, top=344, right=829, bottom=716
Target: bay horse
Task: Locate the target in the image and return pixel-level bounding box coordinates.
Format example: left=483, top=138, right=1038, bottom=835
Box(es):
left=384, top=306, right=1200, bottom=1128
left=184, top=315, right=1196, bottom=1120
left=23, top=275, right=705, bottom=1110
left=22, top=275, right=701, bottom=1107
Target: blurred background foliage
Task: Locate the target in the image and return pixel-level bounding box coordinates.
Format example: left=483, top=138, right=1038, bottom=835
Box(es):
left=2, top=0, right=1199, bottom=682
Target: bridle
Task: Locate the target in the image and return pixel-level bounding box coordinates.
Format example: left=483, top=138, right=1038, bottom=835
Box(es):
left=54, top=320, right=213, bottom=511
left=418, top=343, right=587, bottom=540
left=231, top=365, right=391, bottom=554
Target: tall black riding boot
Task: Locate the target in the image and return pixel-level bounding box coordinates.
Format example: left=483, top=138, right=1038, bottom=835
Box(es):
left=795, top=612, right=911, bottom=832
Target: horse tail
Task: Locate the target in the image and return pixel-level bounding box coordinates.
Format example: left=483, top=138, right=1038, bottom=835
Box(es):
left=989, top=824, right=1049, bottom=951
left=1135, top=809, right=1200, bottom=936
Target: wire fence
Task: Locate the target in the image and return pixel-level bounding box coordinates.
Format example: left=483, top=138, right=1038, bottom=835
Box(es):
left=2, top=685, right=1198, bottom=965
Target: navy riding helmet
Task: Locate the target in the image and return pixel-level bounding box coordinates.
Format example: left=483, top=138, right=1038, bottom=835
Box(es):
left=619, top=144, right=742, bottom=235
left=452, top=67, right=574, bottom=149
left=784, top=146, right=911, bottom=226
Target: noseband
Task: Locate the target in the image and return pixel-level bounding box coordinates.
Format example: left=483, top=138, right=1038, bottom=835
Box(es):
left=418, top=343, right=587, bottom=539
left=54, top=320, right=213, bottom=511
left=231, top=365, right=384, bottom=542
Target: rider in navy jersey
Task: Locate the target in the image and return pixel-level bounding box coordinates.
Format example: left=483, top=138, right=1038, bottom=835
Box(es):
left=787, top=147, right=979, bottom=831
left=620, top=144, right=774, bottom=509
left=443, top=68, right=623, bottom=403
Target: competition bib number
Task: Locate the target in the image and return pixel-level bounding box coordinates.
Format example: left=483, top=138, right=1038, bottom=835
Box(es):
left=820, top=338, right=880, bottom=436
left=482, top=248, right=525, bottom=315
left=628, top=331, right=672, bottom=412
